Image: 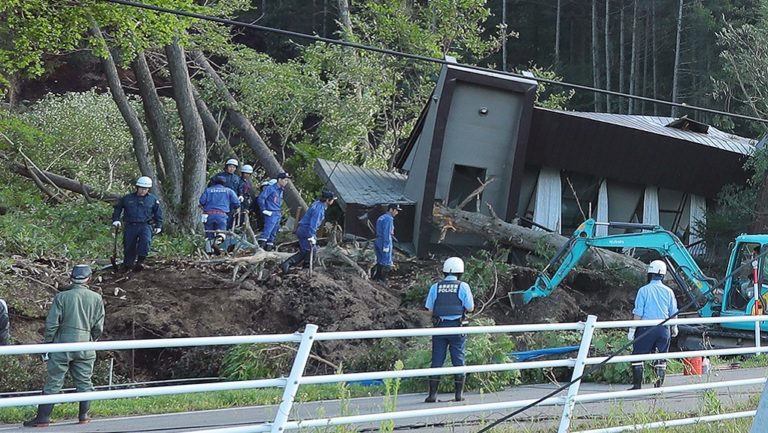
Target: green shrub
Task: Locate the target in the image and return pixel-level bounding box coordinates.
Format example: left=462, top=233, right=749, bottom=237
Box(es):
left=221, top=344, right=294, bottom=380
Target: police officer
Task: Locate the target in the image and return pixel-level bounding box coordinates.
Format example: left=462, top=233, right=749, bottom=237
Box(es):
left=239, top=164, right=255, bottom=224
left=212, top=159, right=244, bottom=229
left=372, top=204, right=401, bottom=282
left=424, top=257, right=474, bottom=403
left=199, top=176, right=240, bottom=255
left=627, top=260, right=678, bottom=390
left=112, top=176, right=163, bottom=271
left=251, top=179, right=276, bottom=231
left=257, top=172, right=291, bottom=251
left=280, top=191, right=336, bottom=273
left=23, top=265, right=105, bottom=427
left=0, top=297, right=9, bottom=345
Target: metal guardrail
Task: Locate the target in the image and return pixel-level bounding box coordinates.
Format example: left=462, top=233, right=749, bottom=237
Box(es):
left=1, top=316, right=766, bottom=432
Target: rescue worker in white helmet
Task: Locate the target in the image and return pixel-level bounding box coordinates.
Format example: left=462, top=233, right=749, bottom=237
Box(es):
left=239, top=164, right=255, bottom=226
left=423, top=257, right=474, bottom=403
left=210, top=159, right=244, bottom=229
left=111, top=176, right=163, bottom=271
left=627, top=259, right=678, bottom=390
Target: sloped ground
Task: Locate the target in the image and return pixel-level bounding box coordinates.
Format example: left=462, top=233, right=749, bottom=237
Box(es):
left=4, top=256, right=639, bottom=381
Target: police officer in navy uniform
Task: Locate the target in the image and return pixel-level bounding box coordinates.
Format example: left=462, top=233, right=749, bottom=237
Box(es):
left=112, top=176, right=163, bottom=271
left=280, top=191, right=336, bottom=273
left=211, top=159, right=244, bottom=229
left=627, top=260, right=678, bottom=390
left=424, top=257, right=474, bottom=403
left=199, top=176, right=240, bottom=255
left=372, top=203, right=401, bottom=282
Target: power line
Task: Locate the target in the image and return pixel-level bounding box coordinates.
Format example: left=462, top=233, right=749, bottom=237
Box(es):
left=102, top=0, right=768, bottom=126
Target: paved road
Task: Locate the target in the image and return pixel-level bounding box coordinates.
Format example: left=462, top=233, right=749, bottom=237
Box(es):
left=1, top=367, right=765, bottom=432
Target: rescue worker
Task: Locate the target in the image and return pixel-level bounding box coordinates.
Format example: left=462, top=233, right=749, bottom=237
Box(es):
left=372, top=203, right=401, bottom=282
left=627, top=259, right=678, bottom=390
left=0, top=297, right=9, bottom=345
left=257, top=172, right=291, bottom=251
left=23, top=265, right=105, bottom=427
left=199, top=176, right=240, bottom=255
left=280, top=190, right=336, bottom=273
left=112, top=176, right=163, bottom=271
left=212, top=159, right=244, bottom=229
left=424, top=257, right=474, bottom=403
left=239, top=164, right=255, bottom=225
left=252, top=179, right=276, bottom=231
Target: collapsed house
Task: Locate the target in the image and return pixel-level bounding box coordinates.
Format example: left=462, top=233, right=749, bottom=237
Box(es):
left=315, top=62, right=755, bottom=257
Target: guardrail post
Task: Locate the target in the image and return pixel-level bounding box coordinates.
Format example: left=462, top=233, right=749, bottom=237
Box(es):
left=270, top=324, right=318, bottom=433
left=558, top=315, right=598, bottom=433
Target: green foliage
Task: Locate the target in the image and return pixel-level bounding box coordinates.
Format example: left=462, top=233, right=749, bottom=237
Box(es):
left=221, top=344, right=293, bottom=381
left=529, top=66, right=575, bottom=110
left=380, top=360, right=403, bottom=433
left=463, top=249, right=512, bottom=300
left=403, top=273, right=435, bottom=305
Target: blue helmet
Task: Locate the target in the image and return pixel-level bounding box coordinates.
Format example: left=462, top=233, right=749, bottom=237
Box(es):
left=71, top=265, right=92, bottom=282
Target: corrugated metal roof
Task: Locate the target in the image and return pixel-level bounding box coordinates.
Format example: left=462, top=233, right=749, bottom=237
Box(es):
left=541, top=109, right=755, bottom=155
left=314, top=159, right=412, bottom=207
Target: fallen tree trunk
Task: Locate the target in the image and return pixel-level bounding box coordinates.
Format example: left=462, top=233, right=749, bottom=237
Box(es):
left=432, top=203, right=646, bottom=272
left=8, top=161, right=121, bottom=204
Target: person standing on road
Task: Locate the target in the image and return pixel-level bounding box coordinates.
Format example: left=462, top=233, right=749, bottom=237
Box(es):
left=111, top=176, right=163, bottom=271
left=199, top=176, right=241, bottom=255
left=424, top=257, right=474, bottom=403
left=258, top=172, right=291, bottom=251
left=212, top=159, right=244, bottom=229
left=0, top=297, right=9, bottom=345
left=627, top=260, right=678, bottom=390
left=280, top=190, right=336, bottom=273
left=372, top=204, right=401, bottom=282
left=23, top=265, right=105, bottom=427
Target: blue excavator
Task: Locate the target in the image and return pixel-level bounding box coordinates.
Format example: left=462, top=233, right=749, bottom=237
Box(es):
left=509, top=219, right=768, bottom=350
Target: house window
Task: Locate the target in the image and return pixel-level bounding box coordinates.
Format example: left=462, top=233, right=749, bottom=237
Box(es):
left=447, top=164, right=487, bottom=212
left=560, top=171, right=601, bottom=235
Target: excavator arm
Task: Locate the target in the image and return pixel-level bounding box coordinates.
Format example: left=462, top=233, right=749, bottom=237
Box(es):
left=510, top=219, right=717, bottom=313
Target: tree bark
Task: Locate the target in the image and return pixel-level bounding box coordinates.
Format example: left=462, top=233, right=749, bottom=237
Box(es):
left=193, top=87, right=237, bottom=161
left=192, top=51, right=308, bottom=214
left=651, top=0, right=658, bottom=115
left=6, top=160, right=121, bottom=203
left=628, top=0, right=638, bottom=114
left=671, top=0, right=684, bottom=117
left=592, top=0, right=602, bottom=111
left=131, top=52, right=183, bottom=206
left=619, top=1, right=625, bottom=112
left=554, top=0, right=561, bottom=66
left=604, top=0, right=611, bottom=112
left=432, top=203, right=646, bottom=272
left=166, top=40, right=207, bottom=231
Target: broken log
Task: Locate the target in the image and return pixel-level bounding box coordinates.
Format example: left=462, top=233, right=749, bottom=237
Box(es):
left=7, top=161, right=121, bottom=204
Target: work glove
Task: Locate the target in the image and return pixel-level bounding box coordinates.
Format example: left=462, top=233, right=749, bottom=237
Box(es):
left=112, top=221, right=121, bottom=228
left=627, top=327, right=636, bottom=340
left=238, top=195, right=244, bottom=203
left=263, top=210, right=273, bottom=217
left=201, top=214, right=208, bottom=223
left=309, top=236, right=317, bottom=245
left=383, top=247, right=390, bottom=253
left=671, top=325, right=679, bottom=338
left=154, top=227, right=162, bottom=235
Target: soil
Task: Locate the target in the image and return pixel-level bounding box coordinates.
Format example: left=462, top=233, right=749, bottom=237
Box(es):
left=5, top=256, right=639, bottom=381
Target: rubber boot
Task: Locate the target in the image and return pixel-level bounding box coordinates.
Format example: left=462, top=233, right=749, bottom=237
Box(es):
left=371, top=264, right=380, bottom=281
left=78, top=401, right=91, bottom=424
left=264, top=242, right=274, bottom=252
left=628, top=365, right=643, bottom=390
left=22, top=403, right=54, bottom=427
left=379, top=266, right=390, bottom=283
left=280, top=252, right=304, bottom=274
left=424, top=378, right=439, bottom=403
left=454, top=374, right=466, bottom=402
left=134, top=256, right=146, bottom=271
left=654, top=365, right=666, bottom=388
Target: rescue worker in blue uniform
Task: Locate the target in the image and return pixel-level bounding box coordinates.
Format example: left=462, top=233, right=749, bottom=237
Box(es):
left=199, top=176, right=240, bottom=255
left=372, top=203, right=401, bottom=282
left=252, top=179, right=276, bottom=231
left=211, top=159, right=244, bottom=229
left=627, top=260, right=678, bottom=390
left=23, top=265, right=104, bottom=427
left=257, top=172, right=291, bottom=251
left=112, top=176, right=163, bottom=271
left=280, top=190, right=336, bottom=273
left=240, top=164, right=255, bottom=226
left=424, top=257, right=474, bottom=403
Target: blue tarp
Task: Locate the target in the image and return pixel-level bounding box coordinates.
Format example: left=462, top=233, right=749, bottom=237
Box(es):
left=508, top=346, right=580, bottom=362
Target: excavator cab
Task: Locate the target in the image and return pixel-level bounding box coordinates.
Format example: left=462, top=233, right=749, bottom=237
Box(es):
left=721, top=239, right=768, bottom=323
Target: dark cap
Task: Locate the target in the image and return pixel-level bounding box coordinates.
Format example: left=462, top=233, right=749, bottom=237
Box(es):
left=71, top=264, right=92, bottom=281
left=320, top=190, right=337, bottom=200
left=212, top=175, right=226, bottom=186
left=388, top=203, right=402, bottom=211
left=276, top=172, right=292, bottom=179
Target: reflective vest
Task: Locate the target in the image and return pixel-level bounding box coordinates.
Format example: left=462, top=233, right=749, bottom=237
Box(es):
left=433, top=279, right=465, bottom=317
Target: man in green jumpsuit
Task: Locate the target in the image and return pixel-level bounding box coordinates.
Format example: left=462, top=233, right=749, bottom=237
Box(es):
left=23, top=265, right=105, bottom=428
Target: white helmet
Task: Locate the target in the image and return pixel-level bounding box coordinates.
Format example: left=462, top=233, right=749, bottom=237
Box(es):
left=241, top=164, right=254, bottom=174
left=648, top=260, right=667, bottom=275
left=443, top=257, right=465, bottom=274
left=135, top=176, right=153, bottom=188
left=225, top=158, right=239, bottom=167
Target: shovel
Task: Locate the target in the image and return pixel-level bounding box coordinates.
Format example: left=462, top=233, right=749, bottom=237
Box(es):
left=309, top=242, right=314, bottom=277
left=110, top=226, right=120, bottom=269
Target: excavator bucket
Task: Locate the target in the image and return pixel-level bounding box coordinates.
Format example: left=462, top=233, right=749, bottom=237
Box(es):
left=508, top=291, right=527, bottom=310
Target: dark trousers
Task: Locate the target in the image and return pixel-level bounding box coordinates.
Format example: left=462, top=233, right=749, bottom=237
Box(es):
left=632, top=326, right=671, bottom=356
left=430, top=319, right=466, bottom=368
left=204, top=214, right=227, bottom=240
left=123, top=223, right=151, bottom=267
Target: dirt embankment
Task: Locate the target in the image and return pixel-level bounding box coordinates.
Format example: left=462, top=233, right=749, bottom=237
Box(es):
left=7, top=258, right=639, bottom=380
